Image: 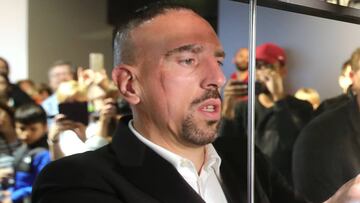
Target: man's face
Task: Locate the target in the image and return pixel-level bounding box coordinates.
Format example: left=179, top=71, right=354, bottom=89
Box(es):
left=234, top=48, right=249, bottom=71
left=49, top=65, right=74, bottom=91
left=255, top=60, right=282, bottom=83
left=129, top=10, right=226, bottom=147
left=15, top=122, right=47, bottom=145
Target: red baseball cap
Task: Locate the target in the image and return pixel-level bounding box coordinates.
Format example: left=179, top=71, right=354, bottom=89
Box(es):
left=256, top=43, right=286, bottom=65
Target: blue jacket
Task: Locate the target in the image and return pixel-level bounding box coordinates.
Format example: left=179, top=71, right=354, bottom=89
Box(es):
left=10, top=138, right=50, bottom=203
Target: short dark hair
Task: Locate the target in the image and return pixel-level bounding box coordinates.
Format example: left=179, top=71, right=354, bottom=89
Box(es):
left=15, top=103, right=47, bottom=125
left=113, top=1, right=193, bottom=66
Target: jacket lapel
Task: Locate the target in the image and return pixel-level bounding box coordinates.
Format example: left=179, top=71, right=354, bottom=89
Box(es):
left=111, top=116, right=205, bottom=203
left=220, top=159, right=246, bottom=203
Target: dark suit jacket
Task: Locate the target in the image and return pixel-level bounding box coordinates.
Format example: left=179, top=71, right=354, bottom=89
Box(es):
left=32, top=116, right=307, bottom=203
left=293, top=96, right=360, bottom=202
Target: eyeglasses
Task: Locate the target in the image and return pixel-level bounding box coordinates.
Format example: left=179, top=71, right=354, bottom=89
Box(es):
left=256, top=61, right=275, bottom=70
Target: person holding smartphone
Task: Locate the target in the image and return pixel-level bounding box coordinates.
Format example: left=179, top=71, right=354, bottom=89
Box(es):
left=222, top=48, right=249, bottom=120
left=41, top=61, right=75, bottom=126
left=221, top=43, right=313, bottom=186
left=47, top=71, right=118, bottom=160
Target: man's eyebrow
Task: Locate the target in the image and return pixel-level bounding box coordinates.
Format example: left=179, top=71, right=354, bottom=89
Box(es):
left=215, top=50, right=225, bottom=58
left=164, top=44, right=203, bottom=57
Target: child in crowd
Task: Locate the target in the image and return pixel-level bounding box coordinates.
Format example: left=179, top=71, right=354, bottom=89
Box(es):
left=2, top=104, right=50, bottom=203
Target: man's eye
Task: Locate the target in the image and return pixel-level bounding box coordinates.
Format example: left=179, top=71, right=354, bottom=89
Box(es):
left=180, top=58, right=196, bottom=66
left=217, top=60, right=224, bottom=67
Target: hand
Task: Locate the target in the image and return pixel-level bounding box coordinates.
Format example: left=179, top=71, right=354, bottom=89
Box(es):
left=99, top=98, right=117, bottom=124
left=77, top=67, right=96, bottom=89
left=257, top=69, right=285, bottom=101
left=93, top=69, right=110, bottom=89
left=222, top=80, right=247, bottom=119
left=48, top=114, right=87, bottom=143
left=325, top=174, right=360, bottom=203
left=95, top=98, right=117, bottom=139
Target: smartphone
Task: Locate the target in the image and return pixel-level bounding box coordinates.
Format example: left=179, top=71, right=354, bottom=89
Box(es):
left=58, top=102, right=89, bottom=125
left=89, top=53, right=104, bottom=72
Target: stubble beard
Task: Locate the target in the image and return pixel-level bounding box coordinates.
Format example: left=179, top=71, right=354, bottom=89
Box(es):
left=180, top=114, right=220, bottom=146
left=179, top=89, right=222, bottom=146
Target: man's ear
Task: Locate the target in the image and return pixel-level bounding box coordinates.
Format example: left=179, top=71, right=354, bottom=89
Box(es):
left=112, top=65, right=140, bottom=105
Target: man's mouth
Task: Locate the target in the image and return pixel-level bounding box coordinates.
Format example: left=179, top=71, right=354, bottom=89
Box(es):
left=197, top=99, right=221, bottom=120
left=201, top=105, right=216, bottom=112
left=191, top=89, right=222, bottom=120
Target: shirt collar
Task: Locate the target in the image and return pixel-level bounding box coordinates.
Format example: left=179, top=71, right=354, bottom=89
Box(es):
left=128, top=119, right=222, bottom=176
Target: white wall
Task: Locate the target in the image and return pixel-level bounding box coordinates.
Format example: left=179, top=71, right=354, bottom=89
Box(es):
left=28, top=0, right=113, bottom=84
left=0, top=0, right=28, bottom=82
left=219, top=0, right=360, bottom=100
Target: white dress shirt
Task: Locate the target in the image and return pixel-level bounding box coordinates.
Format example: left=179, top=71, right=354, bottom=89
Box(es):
left=129, top=120, right=228, bottom=203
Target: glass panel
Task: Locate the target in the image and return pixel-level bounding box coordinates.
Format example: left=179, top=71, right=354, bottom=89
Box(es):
left=221, top=0, right=360, bottom=202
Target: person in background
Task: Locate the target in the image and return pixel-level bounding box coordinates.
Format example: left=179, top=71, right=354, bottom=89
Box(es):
left=230, top=48, right=249, bottom=82
left=17, top=80, right=42, bottom=105
left=0, top=74, right=33, bottom=109
left=0, top=74, right=12, bottom=107
left=338, top=60, right=353, bottom=94
left=47, top=75, right=118, bottom=160
left=221, top=43, right=313, bottom=186
left=36, top=83, right=52, bottom=104
left=0, top=103, right=50, bottom=203
left=0, top=103, right=21, bottom=196
left=293, top=47, right=360, bottom=203
left=0, top=103, right=20, bottom=152
left=0, top=58, right=9, bottom=76
left=221, top=48, right=249, bottom=139
left=41, top=60, right=75, bottom=125
left=294, top=88, right=321, bottom=110
left=315, top=59, right=354, bottom=116
left=0, top=58, right=34, bottom=108
left=222, top=48, right=249, bottom=121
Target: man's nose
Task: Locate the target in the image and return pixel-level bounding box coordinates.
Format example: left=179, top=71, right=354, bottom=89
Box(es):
left=200, top=58, right=226, bottom=89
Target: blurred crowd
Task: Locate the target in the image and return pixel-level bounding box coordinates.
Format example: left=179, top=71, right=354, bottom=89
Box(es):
left=0, top=57, right=130, bottom=203
left=221, top=43, right=360, bottom=202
